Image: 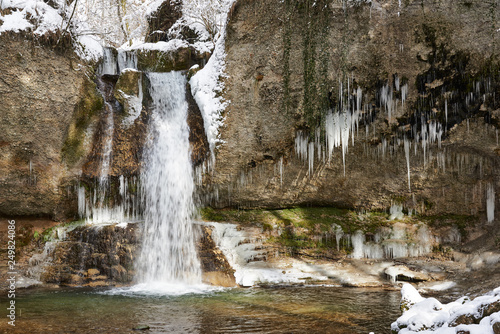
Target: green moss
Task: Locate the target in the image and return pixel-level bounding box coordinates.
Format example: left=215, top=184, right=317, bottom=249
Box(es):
left=41, top=226, right=56, bottom=242
left=62, top=75, right=103, bottom=166
left=200, top=206, right=396, bottom=257
left=137, top=48, right=193, bottom=72
left=40, top=220, right=86, bottom=243
left=115, top=70, right=141, bottom=96
left=419, top=214, right=476, bottom=239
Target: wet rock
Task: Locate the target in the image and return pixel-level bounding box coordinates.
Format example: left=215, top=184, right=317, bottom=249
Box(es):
left=197, top=225, right=236, bottom=287
left=207, top=0, right=500, bottom=218
left=115, top=70, right=142, bottom=100
left=186, top=83, right=210, bottom=166
left=480, top=300, right=500, bottom=318
left=136, top=47, right=203, bottom=73
left=493, top=322, right=500, bottom=334
left=34, top=224, right=140, bottom=287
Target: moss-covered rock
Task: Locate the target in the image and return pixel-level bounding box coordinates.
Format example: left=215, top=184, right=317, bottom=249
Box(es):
left=115, top=69, right=141, bottom=97
left=136, top=47, right=206, bottom=72
left=114, top=69, right=144, bottom=123
left=62, top=75, right=103, bottom=167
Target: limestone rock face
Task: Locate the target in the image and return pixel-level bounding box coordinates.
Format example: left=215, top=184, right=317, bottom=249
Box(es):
left=206, top=0, right=500, bottom=218
left=0, top=34, right=86, bottom=218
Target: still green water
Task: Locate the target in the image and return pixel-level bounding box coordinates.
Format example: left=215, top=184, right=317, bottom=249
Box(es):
left=1, top=286, right=401, bottom=333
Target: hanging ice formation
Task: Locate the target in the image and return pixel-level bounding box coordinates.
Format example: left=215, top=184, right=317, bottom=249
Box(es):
left=487, top=183, right=495, bottom=223
left=295, top=79, right=361, bottom=176
left=349, top=223, right=434, bottom=259
left=135, top=72, right=201, bottom=285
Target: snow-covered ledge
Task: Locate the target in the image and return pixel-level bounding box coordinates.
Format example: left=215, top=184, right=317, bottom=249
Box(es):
left=392, top=283, right=500, bottom=333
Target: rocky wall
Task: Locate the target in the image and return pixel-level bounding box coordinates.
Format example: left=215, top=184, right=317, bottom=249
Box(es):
left=206, top=0, right=500, bottom=220
left=0, top=33, right=88, bottom=219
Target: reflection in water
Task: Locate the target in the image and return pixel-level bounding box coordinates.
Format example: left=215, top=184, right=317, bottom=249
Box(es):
left=1, top=287, right=402, bottom=334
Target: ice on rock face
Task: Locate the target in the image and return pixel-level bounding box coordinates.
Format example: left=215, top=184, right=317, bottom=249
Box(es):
left=390, top=204, right=404, bottom=220
left=350, top=221, right=434, bottom=260
left=487, top=183, right=495, bottom=223
left=350, top=231, right=365, bottom=259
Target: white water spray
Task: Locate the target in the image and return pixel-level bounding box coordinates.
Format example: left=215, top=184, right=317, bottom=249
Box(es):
left=136, top=72, right=201, bottom=286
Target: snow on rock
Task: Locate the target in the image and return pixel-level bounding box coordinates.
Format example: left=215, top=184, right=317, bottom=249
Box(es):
left=0, top=9, right=32, bottom=32
left=392, top=283, right=500, bottom=333
left=189, top=0, right=236, bottom=162
left=0, top=0, right=63, bottom=35
left=121, top=39, right=189, bottom=53
left=418, top=281, right=457, bottom=293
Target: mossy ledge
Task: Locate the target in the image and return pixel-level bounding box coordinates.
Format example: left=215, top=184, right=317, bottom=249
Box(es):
left=199, top=206, right=477, bottom=258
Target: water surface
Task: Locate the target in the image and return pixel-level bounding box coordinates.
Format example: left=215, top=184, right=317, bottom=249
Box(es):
left=1, top=286, right=401, bottom=333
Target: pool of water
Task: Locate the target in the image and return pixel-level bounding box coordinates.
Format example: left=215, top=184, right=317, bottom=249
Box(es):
left=1, top=286, right=402, bottom=333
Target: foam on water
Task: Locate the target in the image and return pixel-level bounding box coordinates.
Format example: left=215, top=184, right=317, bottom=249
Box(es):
left=102, top=282, right=224, bottom=297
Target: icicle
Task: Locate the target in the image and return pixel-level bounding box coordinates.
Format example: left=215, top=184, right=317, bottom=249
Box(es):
left=99, top=48, right=118, bottom=76
left=77, top=186, right=86, bottom=219
left=294, top=131, right=309, bottom=163
left=117, top=50, right=138, bottom=73
left=308, top=141, right=314, bottom=176
left=401, top=84, right=408, bottom=108
left=445, top=99, right=448, bottom=125
left=404, top=137, right=411, bottom=192
left=487, top=183, right=495, bottom=223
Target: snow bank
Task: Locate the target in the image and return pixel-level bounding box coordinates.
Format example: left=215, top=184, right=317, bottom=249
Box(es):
left=392, top=283, right=500, bottom=333
left=189, top=0, right=236, bottom=161
left=0, top=0, right=63, bottom=35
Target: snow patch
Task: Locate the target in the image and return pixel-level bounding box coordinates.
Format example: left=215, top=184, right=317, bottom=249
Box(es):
left=392, top=284, right=500, bottom=333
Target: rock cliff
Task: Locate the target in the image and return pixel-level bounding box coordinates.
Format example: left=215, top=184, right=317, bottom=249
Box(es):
left=0, top=33, right=88, bottom=219
left=206, top=0, right=500, bottom=221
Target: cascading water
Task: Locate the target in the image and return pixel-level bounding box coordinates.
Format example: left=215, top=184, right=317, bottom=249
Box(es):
left=135, top=71, right=202, bottom=289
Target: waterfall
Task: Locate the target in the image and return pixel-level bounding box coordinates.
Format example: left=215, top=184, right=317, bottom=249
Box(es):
left=99, top=48, right=118, bottom=76
left=117, top=50, right=138, bottom=73
left=135, top=72, right=201, bottom=287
